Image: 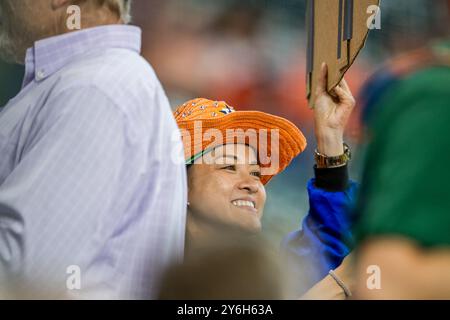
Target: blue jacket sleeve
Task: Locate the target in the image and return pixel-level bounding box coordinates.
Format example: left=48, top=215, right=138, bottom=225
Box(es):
left=280, top=178, right=358, bottom=295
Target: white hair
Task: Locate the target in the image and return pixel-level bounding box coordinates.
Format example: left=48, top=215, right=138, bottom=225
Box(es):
left=103, top=0, right=132, bottom=24
left=118, top=0, right=132, bottom=24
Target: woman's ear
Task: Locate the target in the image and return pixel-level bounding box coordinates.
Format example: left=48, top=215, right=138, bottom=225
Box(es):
left=51, top=0, right=72, bottom=10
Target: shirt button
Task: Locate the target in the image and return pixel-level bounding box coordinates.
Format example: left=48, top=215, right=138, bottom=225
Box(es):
left=36, top=70, right=46, bottom=80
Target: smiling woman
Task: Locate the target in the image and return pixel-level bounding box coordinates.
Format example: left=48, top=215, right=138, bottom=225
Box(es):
left=172, top=68, right=359, bottom=298
left=175, top=98, right=307, bottom=252
left=187, top=144, right=267, bottom=239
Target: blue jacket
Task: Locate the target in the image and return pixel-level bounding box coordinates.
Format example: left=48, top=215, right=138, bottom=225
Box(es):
left=281, top=177, right=358, bottom=295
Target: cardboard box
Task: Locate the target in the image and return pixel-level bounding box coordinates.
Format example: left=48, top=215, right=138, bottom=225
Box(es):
left=306, top=0, right=380, bottom=107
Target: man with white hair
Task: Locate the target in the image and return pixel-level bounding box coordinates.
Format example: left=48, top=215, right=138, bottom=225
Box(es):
left=0, top=0, right=187, bottom=299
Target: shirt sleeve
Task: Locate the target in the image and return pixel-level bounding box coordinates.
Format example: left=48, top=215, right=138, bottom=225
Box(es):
left=0, top=86, right=132, bottom=290
left=356, top=67, right=450, bottom=247
left=280, top=165, right=358, bottom=295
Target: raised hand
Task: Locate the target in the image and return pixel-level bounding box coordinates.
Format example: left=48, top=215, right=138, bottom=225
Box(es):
left=313, top=63, right=356, bottom=156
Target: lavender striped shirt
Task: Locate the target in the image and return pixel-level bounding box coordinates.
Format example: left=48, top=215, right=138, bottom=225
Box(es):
left=0, top=25, right=187, bottom=299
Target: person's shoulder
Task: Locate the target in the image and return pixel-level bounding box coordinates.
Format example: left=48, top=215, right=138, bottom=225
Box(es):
left=399, top=66, right=450, bottom=95
left=63, top=48, right=160, bottom=94
left=43, top=49, right=175, bottom=138
left=372, top=66, right=450, bottom=121
left=53, top=48, right=171, bottom=117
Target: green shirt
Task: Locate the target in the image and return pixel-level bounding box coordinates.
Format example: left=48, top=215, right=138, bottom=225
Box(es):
left=356, top=62, right=450, bottom=248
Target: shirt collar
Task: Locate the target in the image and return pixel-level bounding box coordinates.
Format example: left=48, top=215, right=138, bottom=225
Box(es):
left=22, top=25, right=142, bottom=88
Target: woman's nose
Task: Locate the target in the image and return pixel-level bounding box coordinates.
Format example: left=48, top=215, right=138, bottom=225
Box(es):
left=237, top=176, right=260, bottom=194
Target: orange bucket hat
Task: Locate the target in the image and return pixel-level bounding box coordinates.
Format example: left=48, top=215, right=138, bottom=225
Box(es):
left=174, top=98, right=307, bottom=185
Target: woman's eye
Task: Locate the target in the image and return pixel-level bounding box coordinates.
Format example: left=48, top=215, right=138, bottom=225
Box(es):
left=222, top=165, right=236, bottom=171
left=251, top=171, right=262, bottom=178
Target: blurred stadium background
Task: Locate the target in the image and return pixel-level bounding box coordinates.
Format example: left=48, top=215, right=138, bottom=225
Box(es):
left=1, top=0, right=449, bottom=245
